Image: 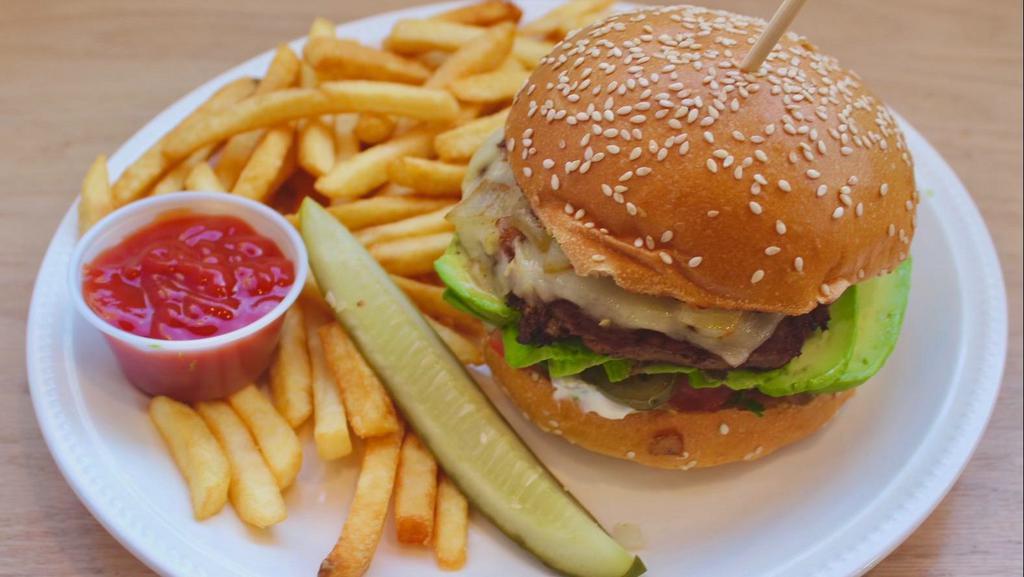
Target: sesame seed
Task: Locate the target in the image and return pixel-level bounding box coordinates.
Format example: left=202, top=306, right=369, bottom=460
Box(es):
left=765, top=246, right=781, bottom=256
left=794, top=256, right=804, bottom=272
left=688, top=256, right=703, bottom=268
left=719, top=423, right=730, bottom=435
left=591, top=254, right=606, bottom=262
left=751, top=269, right=765, bottom=284
left=754, top=149, right=768, bottom=162
left=775, top=220, right=787, bottom=235
left=659, top=251, right=673, bottom=264
left=563, top=203, right=574, bottom=214
left=749, top=201, right=763, bottom=215
left=706, top=158, right=718, bottom=173
left=542, top=158, right=555, bottom=169
left=636, top=166, right=652, bottom=176
left=661, top=231, right=674, bottom=242
left=703, top=131, right=715, bottom=143
left=832, top=206, right=844, bottom=219
left=522, top=167, right=532, bottom=177
left=626, top=202, right=638, bottom=216
left=880, top=183, right=890, bottom=196
left=806, top=169, right=822, bottom=179
left=551, top=175, right=560, bottom=190
left=707, top=210, right=719, bottom=218
left=816, top=184, right=828, bottom=197
left=821, top=283, right=832, bottom=296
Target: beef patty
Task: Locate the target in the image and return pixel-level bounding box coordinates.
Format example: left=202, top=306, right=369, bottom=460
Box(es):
left=509, top=294, right=830, bottom=371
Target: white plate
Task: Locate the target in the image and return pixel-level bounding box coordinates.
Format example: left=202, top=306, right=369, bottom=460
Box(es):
left=27, top=2, right=1008, bottom=576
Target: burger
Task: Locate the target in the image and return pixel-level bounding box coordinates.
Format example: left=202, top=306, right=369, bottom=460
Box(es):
left=436, top=5, right=917, bottom=469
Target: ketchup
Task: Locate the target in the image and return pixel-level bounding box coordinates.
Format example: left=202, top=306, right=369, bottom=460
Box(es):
left=83, top=212, right=295, bottom=341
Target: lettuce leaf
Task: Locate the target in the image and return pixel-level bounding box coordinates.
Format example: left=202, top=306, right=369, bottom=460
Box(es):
left=501, top=325, right=699, bottom=382
left=502, top=326, right=611, bottom=378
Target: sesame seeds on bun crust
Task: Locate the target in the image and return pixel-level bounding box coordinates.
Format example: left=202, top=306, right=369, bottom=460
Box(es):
left=506, top=5, right=917, bottom=314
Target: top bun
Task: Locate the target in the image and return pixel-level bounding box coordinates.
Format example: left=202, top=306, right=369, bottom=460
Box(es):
left=505, top=5, right=917, bottom=314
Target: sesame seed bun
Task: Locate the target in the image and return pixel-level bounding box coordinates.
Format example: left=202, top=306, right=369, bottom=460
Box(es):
left=505, top=5, right=917, bottom=314
left=485, top=344, right=854, bottom=469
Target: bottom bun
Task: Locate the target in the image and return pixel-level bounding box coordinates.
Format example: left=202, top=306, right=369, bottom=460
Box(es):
left=485, top=345, right=854, bottom=470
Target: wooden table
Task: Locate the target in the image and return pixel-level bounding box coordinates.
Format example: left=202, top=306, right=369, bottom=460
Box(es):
left=1, top=1, right=1020, bottom=575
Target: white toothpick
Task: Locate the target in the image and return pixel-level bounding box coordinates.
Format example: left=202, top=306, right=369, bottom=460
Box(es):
left=740, top=0, right=809, bottom=72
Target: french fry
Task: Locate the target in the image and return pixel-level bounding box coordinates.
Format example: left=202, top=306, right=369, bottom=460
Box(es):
left=327, top=196, right=452, bottom=230
left=434, top=107, right=510, bottom=162
left=309, top=16, right=336, bottom=40
left=305, top=303, right=353, bottom=460
left=153, top=144, right=215, bottom=195
left=390, top=275, right=482, bottom=337
left=387, top=157, right=467, bottom=197
left=333, top=113, right=361, bottom=161
left=435, top=0, right=523, bottom=26
left=319, top=429, right=403, bottom=577
left=434, top=473, right=469, bottom=571
left=228, top=385, right=303, bottom=490
left=368, top=231, right=453, bottom=276
left=394, top=433, right=438, bottom=545
left=163, top=84, right=459, bottom=160
left=414, top=50, right=450, bottom=71
left=184, top=161, right=226, bottom=192
left=259, top=44, right=303, bottom=93
left=519, top=0, right=614, bottom=39
left=111, top=76, right=255, bottom=206
left=315, top=129, right=434, bottom=200
left=319, top=81, right=460, bottom=125
left=425, top=22, right=516, bottom=89
left=232, top=124, right=296, bottom=202
left=196, top=401, right=287, bottom=528
left=305, top=36, right=431, bottom=84
left=355, top=207, right=453, bottom=246
left=149, top=396, right=230, bottom=521
left=450, top=57, right=529, bottom=104
left=78, top=155, right=112, bottom=235
left=426, top=317, right=484, bottom=365
left=354, top=114, right=396, bottom=145
left=319, top=323, right=400, bottom=438
left=214, top=130, right=264, bottom=189
left=299, top=117, right=335, bottom=177
left=385, top=20, right=553, bottom=70
left=269, top=305, right=313, bottom=428
left=556, top=8, right=611, bottom=39
left=377, top=182, right=418, bottom=197
left=511, top=37, right=556, bottom=69
left=215, top=44, right=301, bottom=188
left=385, top=19, right=485, bottom=53
left=295, top=61, right=336, bottom=177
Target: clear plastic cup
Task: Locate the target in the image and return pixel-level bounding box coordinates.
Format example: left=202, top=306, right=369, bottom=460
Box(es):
left=69, top=192, right=308, bottom=402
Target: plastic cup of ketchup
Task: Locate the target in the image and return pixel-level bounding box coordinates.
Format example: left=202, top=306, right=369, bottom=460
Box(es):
left=69, top=192, right=308, bottom=403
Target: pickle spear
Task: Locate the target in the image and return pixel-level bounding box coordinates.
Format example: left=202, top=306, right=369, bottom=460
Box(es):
left=300, top=199, right=644, bottom=577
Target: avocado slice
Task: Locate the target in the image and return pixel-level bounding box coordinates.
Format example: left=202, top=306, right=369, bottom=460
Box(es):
left=434, top=237, right=518, bottom=325
left=714, top=287, right=860, bottom=397
left=819, top=260, right=912, bottom=393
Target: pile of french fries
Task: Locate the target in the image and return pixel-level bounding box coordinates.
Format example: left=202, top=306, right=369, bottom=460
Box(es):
left=78, top=1, right=613, bottom=575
